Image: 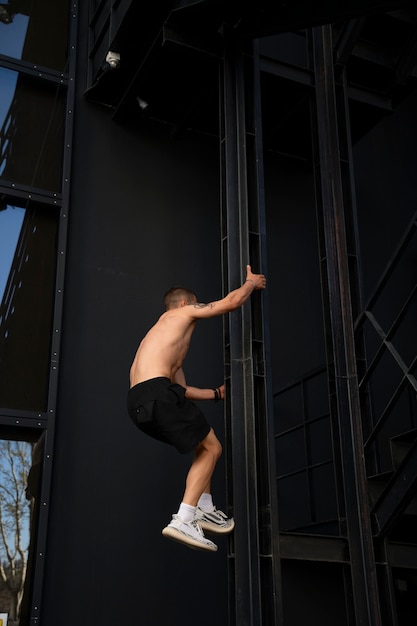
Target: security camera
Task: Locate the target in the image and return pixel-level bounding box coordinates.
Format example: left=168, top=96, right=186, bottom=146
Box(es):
left=103, top=50, right=120, bottom=70
left=136, top=97, right=149, bottom=111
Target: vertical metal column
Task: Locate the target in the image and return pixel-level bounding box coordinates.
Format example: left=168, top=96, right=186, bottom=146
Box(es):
left=219, top=26, right=283, bottom=626
left=249, top=40, right=283, bottom=626
left=28, top=4, right=79, bottom=625
left=311, top=25, right=382, bottom=626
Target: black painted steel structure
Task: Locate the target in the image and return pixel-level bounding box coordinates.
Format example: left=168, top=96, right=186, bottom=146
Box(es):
left=219, top=27, right=282, bottom=625
left=0, top=1, right=78, bottom=624
left=311, top=25, right=382, bottom=625
left=2, top=0, right=417, bottom=624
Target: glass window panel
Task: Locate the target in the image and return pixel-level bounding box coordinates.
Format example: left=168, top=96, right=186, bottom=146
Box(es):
left=0, top=203, right=25, bottom=302
left=0, top=67, right=66, bottom=193
left=0, top=0, right=70, bottom=71
left=0, top=431, right=44, bottom=624
left=0, top=439, right=32, bottom=623
left=0, top=200, right=59, bottom=411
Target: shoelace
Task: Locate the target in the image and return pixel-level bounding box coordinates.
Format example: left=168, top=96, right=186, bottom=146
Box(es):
left=204, top=508, right=228, bottom=522
left=214, top=508, right=228, bottom=520
left=190, top=520, right=205, bottom=537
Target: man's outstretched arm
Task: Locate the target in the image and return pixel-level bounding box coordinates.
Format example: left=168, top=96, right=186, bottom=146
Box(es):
left=189, top=264, right=266, bottom=319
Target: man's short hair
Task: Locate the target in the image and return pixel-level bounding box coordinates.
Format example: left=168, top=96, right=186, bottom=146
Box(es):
left=163, top=287, right=197, bottom=309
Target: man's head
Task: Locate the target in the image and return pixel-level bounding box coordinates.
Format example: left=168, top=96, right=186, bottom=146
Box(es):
left=163, top=287, right=197, bottom=310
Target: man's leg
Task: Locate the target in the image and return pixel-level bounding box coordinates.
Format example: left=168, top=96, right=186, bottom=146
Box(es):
left=182, top=428, right=222, bottom=506
left=162, top=429, right=225, bottom=551
left=194, top=439, right=235, bottom=535
left=182, top=429, right=234, bottom=533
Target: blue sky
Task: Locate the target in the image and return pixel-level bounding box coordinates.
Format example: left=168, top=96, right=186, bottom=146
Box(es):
left=0, top=11, right=28, bottom=59
left=0, top=205, right=25, bottom=302
left=0, top=12, right=28, bottom=126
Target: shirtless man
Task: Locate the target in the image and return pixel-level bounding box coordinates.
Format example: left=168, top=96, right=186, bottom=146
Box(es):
left=128, top=264, right=266, bottom=551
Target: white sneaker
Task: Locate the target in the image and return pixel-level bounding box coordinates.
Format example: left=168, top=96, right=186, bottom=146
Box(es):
left=196, top=507, right=235, bottom=534
left=162, top=514, right=218, bottom=552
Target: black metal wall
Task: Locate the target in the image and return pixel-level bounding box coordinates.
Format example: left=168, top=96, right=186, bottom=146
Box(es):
left=40, top=22, right=229, bottom=622
left=36, top=7, right=417, bottom=626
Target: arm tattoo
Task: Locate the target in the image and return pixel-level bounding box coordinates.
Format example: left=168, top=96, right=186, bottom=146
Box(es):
left=194, top=302, right=215, bottom=309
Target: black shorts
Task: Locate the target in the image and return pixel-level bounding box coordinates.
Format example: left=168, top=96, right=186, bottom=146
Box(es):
left=127, top=377, right=211, bottom=454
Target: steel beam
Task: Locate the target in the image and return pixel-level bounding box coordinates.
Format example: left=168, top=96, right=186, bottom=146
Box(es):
left=311, top=24, right=382, bottom=626
left=372, top=438, right=417, bottom=537
left=219, top=26, right=282, bottom=626
left=280, top=533, right=349, bottom=563
left=220, top=27, right=261, bottom=625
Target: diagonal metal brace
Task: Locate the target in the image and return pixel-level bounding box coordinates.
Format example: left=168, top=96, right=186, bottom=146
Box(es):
left=372, top=437, right=417, bottom=537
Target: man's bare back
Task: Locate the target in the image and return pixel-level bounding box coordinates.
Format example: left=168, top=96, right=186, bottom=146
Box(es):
left=129, top=307, right=197, bottom=386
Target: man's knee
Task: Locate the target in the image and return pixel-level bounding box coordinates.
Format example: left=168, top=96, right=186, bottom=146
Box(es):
left=212, top=436, right=222, bottom=460
left=199, top=429, right=222, bottom=460
left=210, top=429, right=223, bottom=461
